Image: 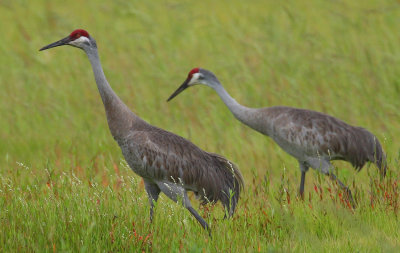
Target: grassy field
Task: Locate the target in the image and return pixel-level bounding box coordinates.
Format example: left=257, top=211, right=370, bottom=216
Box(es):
left=1, top=0, right=400, bottom=251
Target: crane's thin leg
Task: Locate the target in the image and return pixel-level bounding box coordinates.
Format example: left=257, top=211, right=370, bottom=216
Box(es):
left=299, top=161, right=309, bottom=200
left=328, top=172, right=356, bottom=208
left=144, top=180, right=161, bottom=222
left=187, top=205, right=211, bottom=237
left=156, top=181, right=211, bottom=236
left=300, top=171, right=306, bottom=200
left=305, top=158, right=356, bottom=208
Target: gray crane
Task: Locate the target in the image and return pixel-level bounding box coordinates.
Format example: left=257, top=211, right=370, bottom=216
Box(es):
left=167, top=68, right=387, bottom=205
left=39, top=30, right=243, bottom=235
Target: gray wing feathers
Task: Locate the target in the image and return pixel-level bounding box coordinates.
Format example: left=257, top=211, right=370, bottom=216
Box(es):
left=205, top=152, right=244, bottom=216
left=264, top=107, right=386, bottom=176
left=127, top=127, right=244, bottom=214
left=342, top=127, right=386, bottom=176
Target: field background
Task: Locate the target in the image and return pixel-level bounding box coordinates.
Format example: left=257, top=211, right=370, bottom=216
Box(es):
left=1, top=0, right=400, bottom=251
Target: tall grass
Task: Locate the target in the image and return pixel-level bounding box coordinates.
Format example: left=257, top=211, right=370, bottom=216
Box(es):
left=1, top=0, right=399, bottom=251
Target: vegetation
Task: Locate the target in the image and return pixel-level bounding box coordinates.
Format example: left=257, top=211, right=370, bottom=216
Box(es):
left=1, top=0, right=399, bottom=251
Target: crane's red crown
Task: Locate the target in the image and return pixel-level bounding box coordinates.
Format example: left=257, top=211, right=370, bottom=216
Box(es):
left=69, top=29, right=90, bottom=40
left=188, top=68, right=200, bottom=79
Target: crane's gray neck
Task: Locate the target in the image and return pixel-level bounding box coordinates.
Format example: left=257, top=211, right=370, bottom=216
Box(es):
left=85, top=47, right=139, bottom=139
left=212, top=84, right=251, bottom=123
left=86, top=50, right=113, bottom=101
left=212, top=83, right=273, bottom=136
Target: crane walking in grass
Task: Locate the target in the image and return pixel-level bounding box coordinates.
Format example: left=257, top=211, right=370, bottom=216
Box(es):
left=40, top=31, right=243, bottom=235
left=167, top=68, right=387, bottom=205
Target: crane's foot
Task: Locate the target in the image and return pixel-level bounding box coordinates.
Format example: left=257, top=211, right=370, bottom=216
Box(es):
left=343, top=187, right=356, bottom=209
left=328, top=172, right=357, bottom=209
left=187, top=206, right=212, bottom=237
left=299, top=191, right=305, bottom=201
left=205, top=225, right=212, bottom=238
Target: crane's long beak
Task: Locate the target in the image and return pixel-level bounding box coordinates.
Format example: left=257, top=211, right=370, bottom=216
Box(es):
left=39, top=36, right=71, bottom=51
left=167, top=78, right=190, bottom=102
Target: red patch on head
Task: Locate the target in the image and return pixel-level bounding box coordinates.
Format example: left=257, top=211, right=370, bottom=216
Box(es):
left=188, top=67, right=200, bottom=79
left=69, top=29, right=90, bottom=40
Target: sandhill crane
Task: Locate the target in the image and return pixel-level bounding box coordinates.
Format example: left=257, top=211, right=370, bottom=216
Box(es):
left=39, top=30, right=243, bottom=235
left=167, top=68, right=387, bottom=205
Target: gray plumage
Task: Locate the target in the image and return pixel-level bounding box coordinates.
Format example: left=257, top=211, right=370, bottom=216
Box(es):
left=168, top=68, right=386, bottom=204
left=245, top=106, right=386, bottom=173
left=119, top=124, right=243, bottom=213
left=39, top=30, right=243, bottom=234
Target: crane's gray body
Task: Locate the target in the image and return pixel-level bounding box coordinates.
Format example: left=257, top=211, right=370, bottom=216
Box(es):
left=169, top=68, right=386, bottom=201
left=40, top=33, right=243, bottom=234
left=116, top=121, right=243, bottom=207
left=231, top=105, right=385, bottom=175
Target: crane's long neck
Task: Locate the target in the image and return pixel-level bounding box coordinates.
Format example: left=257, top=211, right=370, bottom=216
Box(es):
left=87, top=49, right=118, bottom=105
left=86, top=48, right=140, bottom=139
left=212, top=83, right=273, bottom=136
left=212, top=84, right=251, bottom=124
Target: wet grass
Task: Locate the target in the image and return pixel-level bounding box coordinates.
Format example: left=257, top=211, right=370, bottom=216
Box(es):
left=1, top=160, right=399, bottom=251
left=1, top=0, right=400, bottom=251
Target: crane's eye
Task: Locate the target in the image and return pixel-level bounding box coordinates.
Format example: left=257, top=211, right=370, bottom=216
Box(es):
left=198, top=74, right=204, bottom=80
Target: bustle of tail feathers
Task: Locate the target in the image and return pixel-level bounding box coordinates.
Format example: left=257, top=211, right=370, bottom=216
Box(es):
left=372, top=136, right=387, bottom=178
left=199, top=153, right=244, bottom=217
left=347, top=128, right=387, bottom=178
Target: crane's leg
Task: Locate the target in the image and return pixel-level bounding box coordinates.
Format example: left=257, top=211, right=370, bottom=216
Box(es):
left=186, top=204, right=211, bottom=236
left=144, top=180, right=161, bottom=222
left=305, top=158, right=356, bottom=208
left=328, top=172, right=356, bottom=208
left=299, top=161, right=309, bottom=200
left=156, top=181, right=211, bottom=236
left=300, top=171, right=306, bottom=200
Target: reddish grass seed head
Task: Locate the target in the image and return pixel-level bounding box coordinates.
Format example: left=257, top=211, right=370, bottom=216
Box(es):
left=69, top=29, right=90, bottom=40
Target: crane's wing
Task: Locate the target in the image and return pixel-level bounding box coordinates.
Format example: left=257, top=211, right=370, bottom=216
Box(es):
left=262, top=107, right=385, bottom=171
left=122, top=126, right=243, bottom=212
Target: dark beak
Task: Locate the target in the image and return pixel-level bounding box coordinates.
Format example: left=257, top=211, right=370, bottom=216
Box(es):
left=167, top=78, right=190, bottom=102
left=39, top=36, right=71, bottom=51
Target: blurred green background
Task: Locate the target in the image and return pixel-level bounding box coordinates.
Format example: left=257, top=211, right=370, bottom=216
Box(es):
left=1, top=0, right=399, bottom=251
left=1, top=0, right=399, bottom=176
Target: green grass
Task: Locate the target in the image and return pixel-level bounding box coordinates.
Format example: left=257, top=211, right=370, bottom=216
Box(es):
left=1, top=0, right=400, bottom=251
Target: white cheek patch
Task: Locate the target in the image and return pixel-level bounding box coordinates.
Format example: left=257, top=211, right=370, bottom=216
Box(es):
left=188, top=73, right=201, bottom=86
left=69, top=36, right=90, bottom=46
